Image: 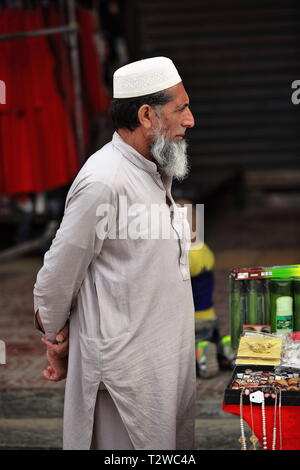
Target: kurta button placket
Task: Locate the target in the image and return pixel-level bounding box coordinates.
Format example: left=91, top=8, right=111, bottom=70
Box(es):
left=169, top=206, right=190, bottom=280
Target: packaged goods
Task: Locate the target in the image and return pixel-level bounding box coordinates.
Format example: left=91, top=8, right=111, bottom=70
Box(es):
left=230, top=265, right=300, bottom=350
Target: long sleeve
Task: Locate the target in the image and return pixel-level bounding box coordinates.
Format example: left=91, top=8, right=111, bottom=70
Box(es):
left=33, top=179, right=116, bottom=342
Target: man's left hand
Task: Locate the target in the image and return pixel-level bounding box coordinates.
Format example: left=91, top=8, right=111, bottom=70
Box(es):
left=41, top=322, right=69, bottom=359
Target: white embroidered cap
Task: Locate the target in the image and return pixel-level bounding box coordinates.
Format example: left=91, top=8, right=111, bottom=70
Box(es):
left=113, top=57, right=182, bottom=99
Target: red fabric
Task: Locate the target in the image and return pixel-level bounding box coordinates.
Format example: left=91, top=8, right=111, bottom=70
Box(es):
left=223, top=402, right=300, bottom=450
left=0, top=7, right=79, bottom=196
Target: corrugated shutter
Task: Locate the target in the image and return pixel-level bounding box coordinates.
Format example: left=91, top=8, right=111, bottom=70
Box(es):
left=135, top=0, right=300, bottom=180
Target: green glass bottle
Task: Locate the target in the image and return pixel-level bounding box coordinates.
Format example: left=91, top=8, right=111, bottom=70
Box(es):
left=246, top=280, right=258, bottom=325
left=270, top=278, right=293, bottom=333
left=293, top=278, right=300, bottom=332
left=263, top=279, right=271, bottom=326
left=246, top=279, right=264, bottom=325
left=230, top=278, right=242, bottom=350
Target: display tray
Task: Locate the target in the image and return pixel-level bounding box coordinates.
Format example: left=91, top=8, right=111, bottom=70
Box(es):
left=224, top=365, right=300, bottom=406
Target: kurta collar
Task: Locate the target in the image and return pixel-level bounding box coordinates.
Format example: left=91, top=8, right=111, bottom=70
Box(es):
left=112, top=131, right=158, bottom=175
left=112, top=131, right=173, bottom=193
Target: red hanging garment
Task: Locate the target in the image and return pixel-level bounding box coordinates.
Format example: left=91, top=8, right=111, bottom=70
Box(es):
left=0, top=7, right=79, bottom=196
left=0, top=8, right=41, bottom=196
left=0, top=9, right=12, bottom=195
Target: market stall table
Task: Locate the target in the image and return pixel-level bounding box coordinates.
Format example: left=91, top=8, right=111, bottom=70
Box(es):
left=223, top=401, right=300, bottom=450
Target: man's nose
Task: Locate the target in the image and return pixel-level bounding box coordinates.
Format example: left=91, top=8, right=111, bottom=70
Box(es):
left=182, top=108, right=195, bottom=128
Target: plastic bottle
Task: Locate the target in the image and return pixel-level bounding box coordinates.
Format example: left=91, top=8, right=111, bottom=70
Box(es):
left=270, top=278, right=293, bottom=334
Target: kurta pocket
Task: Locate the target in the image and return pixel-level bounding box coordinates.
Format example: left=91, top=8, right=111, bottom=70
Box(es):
left=94, top=273, right=131, bottom=339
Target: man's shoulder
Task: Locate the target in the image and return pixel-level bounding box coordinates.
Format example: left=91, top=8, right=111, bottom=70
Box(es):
left=66, top=140, right=125, bottom=202
left=82, top=141, right=122, bottom=181
left=72, top=141, right=122, bottom=187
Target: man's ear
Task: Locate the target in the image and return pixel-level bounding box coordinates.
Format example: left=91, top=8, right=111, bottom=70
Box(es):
left=138, top=104, right=156, bottom=129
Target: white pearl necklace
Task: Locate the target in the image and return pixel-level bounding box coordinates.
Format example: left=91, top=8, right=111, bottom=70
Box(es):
left=272, top=391, right=278, bottom=450
left=238, top=387, right=284, bottom=451
left=239, top=389, right=247, bottom=450
left=261, top=396, right=268, bottom=450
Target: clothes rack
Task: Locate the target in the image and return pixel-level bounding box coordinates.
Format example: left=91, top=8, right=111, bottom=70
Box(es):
left=0, top=23, right=78, bottom=42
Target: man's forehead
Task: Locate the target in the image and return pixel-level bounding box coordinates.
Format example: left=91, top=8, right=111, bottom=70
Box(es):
left=165, top=83, right=190, bottom=107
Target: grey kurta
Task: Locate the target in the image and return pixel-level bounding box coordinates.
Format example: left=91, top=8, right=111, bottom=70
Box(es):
left=33, top=131, right=196, bottom=450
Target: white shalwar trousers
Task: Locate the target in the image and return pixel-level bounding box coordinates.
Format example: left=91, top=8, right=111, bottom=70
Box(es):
left=90, top=389, right=134, bottom=450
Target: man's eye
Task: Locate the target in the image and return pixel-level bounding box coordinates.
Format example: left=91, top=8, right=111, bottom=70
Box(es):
left=180, top=105, right=190, bottom=112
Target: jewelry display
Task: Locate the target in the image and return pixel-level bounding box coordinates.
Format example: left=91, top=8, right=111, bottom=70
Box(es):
left=233, top=380, right=286, bottom=451
left=226, top=271, right=300, bottom=452
left=231, top=369, right=300, bottom=391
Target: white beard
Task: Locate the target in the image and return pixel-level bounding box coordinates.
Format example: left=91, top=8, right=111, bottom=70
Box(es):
left=150, top=130, right=190, bottom=181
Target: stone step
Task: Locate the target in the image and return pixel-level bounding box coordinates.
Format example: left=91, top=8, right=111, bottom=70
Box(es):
left=0, top=416, right=245, bottom=451
left=0, top=389, right=246, bottom=450
left=195, top=417, right=252, bottom=451
left=0, top=389, right=231, bottom=420
left=196, top=400, right=231, bottom=419
left=0, top=418, right=63, bottom=450
left=0, top=389, right=64, bottom=419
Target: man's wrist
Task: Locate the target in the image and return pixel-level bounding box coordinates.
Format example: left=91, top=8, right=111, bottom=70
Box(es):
left=35, top=310, right=45, bottom=334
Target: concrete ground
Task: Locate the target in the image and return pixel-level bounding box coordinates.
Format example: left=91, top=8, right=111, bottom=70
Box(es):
left=1, top=188, right=300, bottom=450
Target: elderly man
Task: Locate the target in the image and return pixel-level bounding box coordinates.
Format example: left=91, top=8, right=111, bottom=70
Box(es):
left=34, top=57, right=196, bottom=450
